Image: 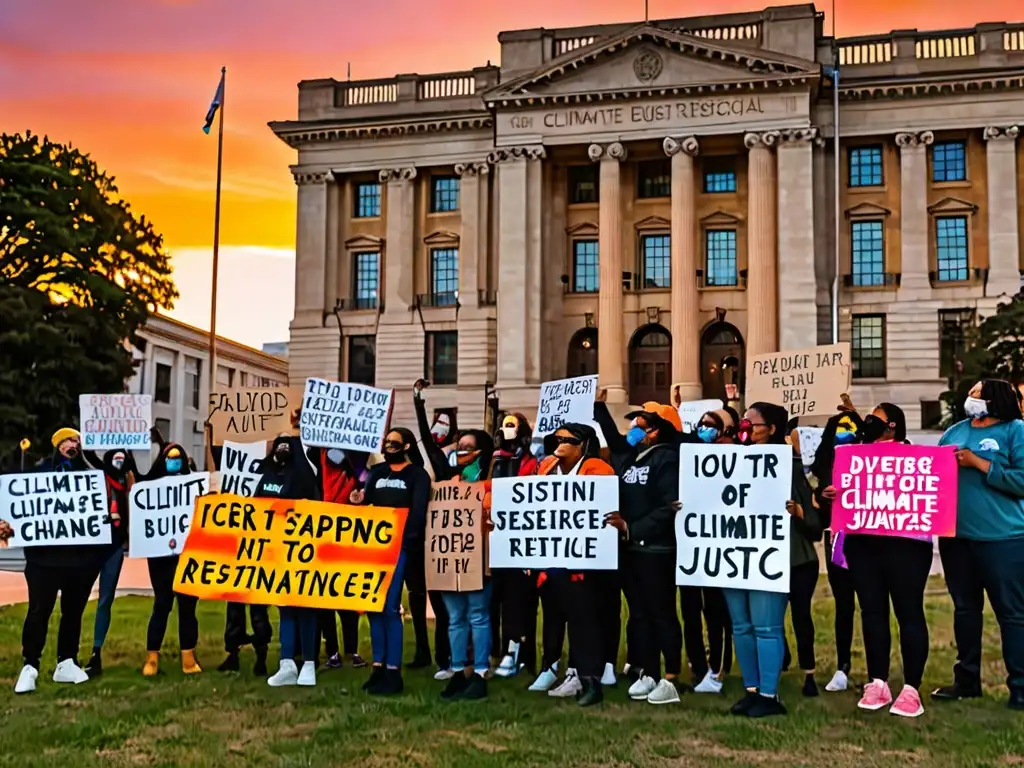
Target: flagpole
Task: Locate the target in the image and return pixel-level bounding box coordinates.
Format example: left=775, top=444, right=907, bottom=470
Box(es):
left=206, top=66, right=226, bottom=472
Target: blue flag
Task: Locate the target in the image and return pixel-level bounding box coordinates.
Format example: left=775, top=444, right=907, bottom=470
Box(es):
left=203, top=71, right=225, bottom=135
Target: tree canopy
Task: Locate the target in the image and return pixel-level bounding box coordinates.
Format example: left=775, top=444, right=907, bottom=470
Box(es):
left=0, top=131, right=177, bottom=467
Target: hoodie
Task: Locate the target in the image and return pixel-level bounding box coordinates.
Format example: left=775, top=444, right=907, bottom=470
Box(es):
left=101, top=450, right=135, bottom=547
left=255, top=437, right=321, bottom=501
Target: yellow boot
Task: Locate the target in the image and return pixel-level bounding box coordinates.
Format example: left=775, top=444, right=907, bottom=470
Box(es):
left=142, top=651, right=160, bottom=677
left=181, top=649, right=202, bottom=675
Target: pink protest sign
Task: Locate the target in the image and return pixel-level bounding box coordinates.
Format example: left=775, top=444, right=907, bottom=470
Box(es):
left=832, top=443, right=958, bottom=538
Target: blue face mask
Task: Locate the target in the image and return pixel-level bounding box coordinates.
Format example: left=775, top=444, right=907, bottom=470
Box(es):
left=834, top=431, right=857, bottom=445
left=530, top=441, right=545, bottom=459
left=165, top=458, right=183, bottom=474
left=625, top=426, right=647, bottom=447
left=697, top=425, right=719, bottom=444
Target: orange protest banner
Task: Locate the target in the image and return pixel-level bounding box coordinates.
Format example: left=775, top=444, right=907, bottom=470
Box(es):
left=173, top=494, right=407, bottom=612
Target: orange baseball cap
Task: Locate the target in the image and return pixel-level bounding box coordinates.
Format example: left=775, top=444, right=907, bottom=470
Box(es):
left=626, top=402, right=683, bottom=434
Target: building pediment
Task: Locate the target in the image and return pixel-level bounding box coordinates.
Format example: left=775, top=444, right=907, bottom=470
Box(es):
left=927, top=196, right=978, bottom=215
left=701, top=210, right=743, bottom=226
left=423, top=230, right=461, bottom=246
left=485, top=25, right=818, bottom=105
left=636, top=215, right=672, bottom=232
left=845, top=201, right=892, bottom=219
left=566, top=221, right=599, bottom=236
left=344, top=234, right=384, bottom=250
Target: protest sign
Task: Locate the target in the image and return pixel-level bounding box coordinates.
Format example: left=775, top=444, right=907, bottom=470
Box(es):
left=746, top=343, right=850, bottom=419
left=535, top=375, right=599, bottom=437
left=129, top=473, right=210, bottom=558
left=426, top=480, right=485, bottom=591
left=79, top=394, right=152, bottom=450
left=173, top=494, right=407, bottom=612
left=831, top=443, right=958, bottom=537
left=676, top=444, right=792, bottom=593
left=299, top=378, right=394, bottom=453
left=220, top=440, right=267, bottom=497
left=208, top=387, right=303, bottom=445
left=796, top=427, right=824, bottom=469
left=0, top=471, right=110, bottom=548
left=489, top=475, right=619, bottom=570
left=677, top=399, right=724, bottom=434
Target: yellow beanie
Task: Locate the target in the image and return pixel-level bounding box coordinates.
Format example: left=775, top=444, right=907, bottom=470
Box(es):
left=51, top=428, right=81, bottom=448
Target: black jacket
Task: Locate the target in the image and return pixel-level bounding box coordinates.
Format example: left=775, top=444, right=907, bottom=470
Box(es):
left=362, top=461, right=431, bottom=546
left=788, top=455, right=822, bottom=567
left=617, top=443, right=680, bottom=554
left=255, top=437, right=320, bottom=501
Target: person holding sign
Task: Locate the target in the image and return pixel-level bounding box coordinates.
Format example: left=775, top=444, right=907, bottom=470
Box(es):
left=139, top=443, right=204, bottom=678
left=935, top=379, right=1024, bottom=710
left=723, top=403, right=819, bottom=718
left=354, top=428, right=431, bottom=696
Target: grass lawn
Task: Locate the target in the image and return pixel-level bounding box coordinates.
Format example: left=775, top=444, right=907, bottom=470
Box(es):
left=2, top=578, right=1024, bottom=767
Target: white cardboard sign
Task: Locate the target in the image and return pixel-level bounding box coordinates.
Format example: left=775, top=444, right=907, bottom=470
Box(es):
left=219, top=440, right=266, bottom=497
left=129, top=473, right=209, bottom=558
left=79, top=394, right=152, bottom=450
left=299, top=378, right=393, bottom=453
left=0, top=471, right=110, bottom=548
left=677, top=399, right=724, bottom=434
left=534, top=375, right=599, bottom=437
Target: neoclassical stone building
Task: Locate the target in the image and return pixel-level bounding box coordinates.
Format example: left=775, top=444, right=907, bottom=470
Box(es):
left=271, top=3, right=1024, bottom=430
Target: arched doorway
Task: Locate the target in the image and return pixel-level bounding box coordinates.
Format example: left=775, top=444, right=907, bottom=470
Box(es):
left=628, top=324, right=672, bottom=405
left=566, top=328, right=598, bottom=378
left=700, top=322, right=745, bottom=405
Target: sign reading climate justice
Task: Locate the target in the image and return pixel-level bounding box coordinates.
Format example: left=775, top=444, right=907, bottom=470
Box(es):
left=174, top=494, right=407, bottom=612
left=489, top=475, right=619, bottom=570
left=129, top=473, right=210, bottom=558
left=676, top=444, right=792, bottom=594
left=746, top=343, right=851, bottom=419
left=426, top=480, right=485, bottom=592
left=535, top=375, right=598, bottom=437
left=832, top=443, right=958, bottom=538
left=79, top=394, right=152, bottom=450
left=299, top=378, right=394, bottom=454
left=0, top=471, right=110, bottom=548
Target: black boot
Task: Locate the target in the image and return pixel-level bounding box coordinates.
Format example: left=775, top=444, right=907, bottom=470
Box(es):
left=218, top=651, right=240, bottom=672
left=461, top=672, right=488, bottom=700
left=802, top=674, right=819, bottom=697
left=748, top=694, right=788, bottom=718
left=85, top=648, right=102, bottom=678
left=441, top=672, right=470, bottom=701
left=407, top=651, right=432, bottom=669
left=253, top=646, right=268, bottom=677
left=577, top=678, right=603, bottom=707
left=1009, top=689, right=1024, bottom=711
left=362, top=665, right=386, bottom=692
left=370, top=668, right=404, bottom=696
left=730, top=691, right=761, bottom=716
left=932, top=681, right=983, bottom=701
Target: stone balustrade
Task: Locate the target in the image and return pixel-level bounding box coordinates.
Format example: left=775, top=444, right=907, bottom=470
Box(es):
left=836, top=22, right=1024, bottom=67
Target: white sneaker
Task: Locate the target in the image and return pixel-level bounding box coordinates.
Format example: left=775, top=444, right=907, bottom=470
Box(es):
left=825, top=669, right=849, bottom=692
left=600, top=662, right=617, bottom=686
left=52, top=659, right=89, bottom=684
left=268, top=659, right=299, bottom=687
left=15, top=665, right=38, bottom=694
left=647, top=678, right=681, bottom=705
left=495, top=641, right=521, bottom=678
left=297, top=660, right=317, bottom=687
left=434, top=668, right=455, bottom=681
left=529, top=665, right=559, bottom=692
left=622, top=662, right=633, bottom=677
left=628, top=674, right=656, bottom=700
left=694, top=669, right=724, bottom=694
left=548, top=669, right=582, bottom=698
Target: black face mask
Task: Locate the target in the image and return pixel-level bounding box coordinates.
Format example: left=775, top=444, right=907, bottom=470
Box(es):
left=383, top=450, right=405, bottom=465
left=274, top=448, right=291, bottom=464
left=860, top=416, right=888, bottom=444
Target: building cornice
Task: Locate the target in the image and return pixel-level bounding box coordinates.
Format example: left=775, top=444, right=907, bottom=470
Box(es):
left=141, top=316, right=289, bottom=374
left=838, top=70, right=1024, bottom=101
left=269, top=114, right=493, bottom=148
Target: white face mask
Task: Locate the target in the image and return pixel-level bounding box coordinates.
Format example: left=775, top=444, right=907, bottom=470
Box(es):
left=501, top=426, right=518, bottom=442
left=964, top=396, right=989, bottom=419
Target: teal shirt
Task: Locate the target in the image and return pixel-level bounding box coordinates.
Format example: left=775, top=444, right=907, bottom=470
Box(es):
left=939, top=419, right=1024, bottom=541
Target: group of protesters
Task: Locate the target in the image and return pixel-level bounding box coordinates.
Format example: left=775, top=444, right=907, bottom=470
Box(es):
left=2, top=376, right=1023, bottom=719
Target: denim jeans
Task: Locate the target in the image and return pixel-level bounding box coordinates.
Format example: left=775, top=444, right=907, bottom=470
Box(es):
left=369, top=549, right=407, bottom=668
left=442, top=581, right=493, bottom=674
left=279, top=607, right=317, bottom=662
left=92, top=545, right=125, bottom=649
left=723, top=587, right=788, bottom=697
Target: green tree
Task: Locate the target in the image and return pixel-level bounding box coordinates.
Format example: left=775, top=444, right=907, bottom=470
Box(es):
left=0, top=131, right=177, bottom=467
left=940, top=291, right=1024, bottom=425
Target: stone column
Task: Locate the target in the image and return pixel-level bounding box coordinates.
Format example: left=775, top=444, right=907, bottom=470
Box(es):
left=777, top=128, right=819, bottom=351
left=380, top=167, right=417, bottom=314
left=983, top=125, right=1022, bottom=296
left=589, top=141, right=627, bottom=404
left=896, top=131, right=933, bottom=298
left=744, top=131, right=780, bottom=359
left=663, top=136, right=701, bottom=400
left=323, top=172, right=340, bottom=312
left=454, top=162, right=489, bottom=309
left=292, top=171, right=330, bottom=327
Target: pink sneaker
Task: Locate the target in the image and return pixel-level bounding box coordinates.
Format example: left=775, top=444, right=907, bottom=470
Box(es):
left=858, top=679, right=893, bottom=711
left=889, top=685, right=924, bottom=718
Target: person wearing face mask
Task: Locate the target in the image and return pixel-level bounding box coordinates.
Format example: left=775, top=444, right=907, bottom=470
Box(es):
left=137, top=443, right=204, bottom=678
left=935, top=379, right=1024, bottom=709
left=808, top=410, right=863, bottom=695
left=592, top=395, right=685, bottom=705
left=696, top=408, right=739, bottom=446
left=84, top=449, right=137, bottom=678
left=725, top=403, right=819, bottom=718
left=412, top=379, right=460, bottom=482
left=11, top=429, right=108, bottom=694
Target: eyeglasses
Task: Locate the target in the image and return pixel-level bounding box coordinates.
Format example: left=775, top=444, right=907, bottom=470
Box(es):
left=456, top=445, right=478, bottom=454
left=554, top=435, right=582, bottom=446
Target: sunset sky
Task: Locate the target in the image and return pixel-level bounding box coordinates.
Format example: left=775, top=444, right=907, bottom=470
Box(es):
left=3, top=0, right=1021, bottom=347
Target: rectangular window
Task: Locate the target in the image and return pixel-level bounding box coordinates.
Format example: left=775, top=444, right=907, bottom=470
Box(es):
left=932, top=140, right=967, bottom=183
left=184, top=358, right=202, bottom=409
left=851, top=220, right=885, bottom=287
left=155, top=362, right=172, bottom=403
left=572, top=240, right=599, bottom=293
left=352, top=252, right=380, bottom=309
left=852, top=314, right=886, bottom=379
left=637, top=160, right=670, bottom=198
left=935, top=216, right=969, bottom=282
left=640, top=234, right=671, bottom=289
left=430, top=248, right=459, bottom=306
left=703, top=158, right=737, bottom=193
left=849, top=145, right=884, bottom=187
left=430, top=176, right=459, bottom=213
left=354, top=182, right=381, bottom=218
left=939, top=308, right=975, bottom=380
left=568, top=165, right=599, bottom=204
left=704, top=230, right=738, bottom=287
left=425, top=331, right=458, bottom=386
left=347, top=335, right=376, bottom=386
left=154, top=417, right=171, bottom=443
